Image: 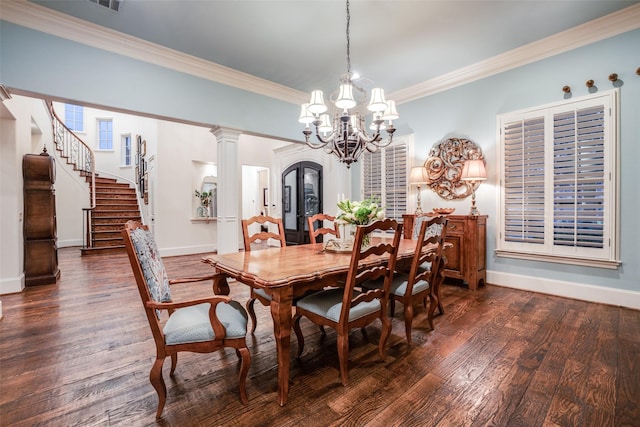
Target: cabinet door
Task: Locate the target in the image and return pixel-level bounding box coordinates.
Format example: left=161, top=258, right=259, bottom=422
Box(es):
left=443, top=217, right=465, bottom=279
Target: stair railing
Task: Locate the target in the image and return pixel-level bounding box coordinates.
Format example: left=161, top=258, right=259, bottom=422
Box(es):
left=46, top=100, right=96, bottom=248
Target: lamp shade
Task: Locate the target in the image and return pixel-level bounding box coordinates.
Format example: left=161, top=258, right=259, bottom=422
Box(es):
left=308, top=90, right=328, bottom=114
left=370, top=114, right=386, bottom=131
left=460, top=159, right=487, bottom=181
left=409, top=166, right=429, bottom=185
left=367, top=88, right=387, bottom=112
left=318, top=114, right=332, bottom=133
left=335, top=83, right=357, bottom=110
left=382, top=100, right=399, bottom=121
left=298, top=103, right=314, bottom=124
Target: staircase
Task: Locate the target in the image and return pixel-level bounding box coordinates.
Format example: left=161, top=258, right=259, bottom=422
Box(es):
left=81, top=177, right=141, bottom=256
left=47, top=100, right=142, bottom=256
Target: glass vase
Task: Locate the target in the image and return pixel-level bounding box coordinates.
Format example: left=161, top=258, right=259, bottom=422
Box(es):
left=361, top=232, right=371, bottom=249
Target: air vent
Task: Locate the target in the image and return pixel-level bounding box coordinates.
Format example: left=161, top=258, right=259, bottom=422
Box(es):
left=89, top=0, right=122, bottom=12
left=354, top=76, right=374, bottom=87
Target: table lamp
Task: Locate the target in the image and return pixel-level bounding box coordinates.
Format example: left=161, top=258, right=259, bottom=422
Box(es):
left=460, top=159, right=487, bottom=215
left=409, top=166, right=429, bottom=215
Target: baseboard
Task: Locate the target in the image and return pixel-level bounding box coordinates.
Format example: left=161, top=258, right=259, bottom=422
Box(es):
left=160, top=244, right=217, bottom=258
left=0, top=274, right=25, bottom=295
left=57, top=239, right=83, bottom=248
left=487, top=270, right=640, bottom=310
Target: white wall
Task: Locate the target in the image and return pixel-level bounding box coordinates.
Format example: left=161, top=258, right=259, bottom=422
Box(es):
left=0, top=103, right=23, bottom=294
left=154, top=120, right=217, bottom=255
left=0, top=96, right=54, bottom=293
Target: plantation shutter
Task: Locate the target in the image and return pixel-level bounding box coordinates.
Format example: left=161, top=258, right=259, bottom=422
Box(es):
left=362, top=140, right=409, bottom=222
left=362, top=150, right=382, bottom=201
left=498, top=89, right=617, bottom=266
left=553, top=105, right=605, bottom=248
left=503, top=116, right=545, bottom=244
left=384, top=143, right=408, bottom=221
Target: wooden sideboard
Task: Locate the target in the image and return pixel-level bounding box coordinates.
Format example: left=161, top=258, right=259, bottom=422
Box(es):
left=402, top=214, right=487, bottom=291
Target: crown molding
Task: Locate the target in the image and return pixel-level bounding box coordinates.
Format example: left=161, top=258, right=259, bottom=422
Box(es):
left=0, top=0, right=309, bottom=105
left=0, top=85, right=12, bottom=102
left=389, top=3, right=640, bottom=104
left=2, top=1, right=638, bottom=107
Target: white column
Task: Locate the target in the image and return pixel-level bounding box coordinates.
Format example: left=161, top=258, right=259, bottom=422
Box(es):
left=211, top=126, right=241, bottom=254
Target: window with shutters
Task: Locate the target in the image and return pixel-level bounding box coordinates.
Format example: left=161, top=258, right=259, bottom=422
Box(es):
left=497, top=89, right=619, bottom=268
left=361, top=136, right=410, bottom=223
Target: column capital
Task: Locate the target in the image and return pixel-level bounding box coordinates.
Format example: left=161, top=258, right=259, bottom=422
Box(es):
left=210, top=126, right=242, bottom=141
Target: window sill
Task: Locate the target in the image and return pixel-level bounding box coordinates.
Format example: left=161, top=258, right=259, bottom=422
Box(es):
left=495, top=250, right=621, bottom=270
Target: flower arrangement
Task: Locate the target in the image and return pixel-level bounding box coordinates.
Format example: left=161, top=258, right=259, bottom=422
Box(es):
left=336, top=196, right=385, bottom=226
left=194, top=190, right=211, bottom=207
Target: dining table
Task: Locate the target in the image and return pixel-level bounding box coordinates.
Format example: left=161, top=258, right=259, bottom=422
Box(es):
left=202, top=236, right=443, bottom=406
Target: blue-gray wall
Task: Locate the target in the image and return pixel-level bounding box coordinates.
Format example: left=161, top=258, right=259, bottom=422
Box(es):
left=0, top=21, right=302, bottom=140
left=399, top=29, right=640, bottom=292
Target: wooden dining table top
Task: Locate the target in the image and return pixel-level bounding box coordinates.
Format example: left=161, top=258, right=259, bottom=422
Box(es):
left=203, top=237, right=431, bottom=290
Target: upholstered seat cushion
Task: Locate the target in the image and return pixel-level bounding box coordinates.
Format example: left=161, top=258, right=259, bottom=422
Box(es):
left=296, top=288, right=381, bottom=323
left=164, top=300, right=248, bottom=345
left=254, top=287, right=313, bottom=304
left=418, top=261, right=432, bottom=272
left=253, top=287, right=271, bottom=301
left=365, top=274, right=430, bottom=297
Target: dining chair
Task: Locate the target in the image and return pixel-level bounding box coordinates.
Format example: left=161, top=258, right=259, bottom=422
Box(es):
left=307, top=213, right=340, bottom=243
left=241, top=214, right=286, bottom=333
left=292, top=219, right=403, bottom=386
left=413, top=214, right=449, bottom=314
left=365, top=215, right=448, bottom=345
left=241, top=214, right=286, bottom=251
left=122, top=220, right=250, bottom=418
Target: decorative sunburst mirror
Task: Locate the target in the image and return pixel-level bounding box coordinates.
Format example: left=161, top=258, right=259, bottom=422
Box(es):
left=424, top=137, right=484, bottom=200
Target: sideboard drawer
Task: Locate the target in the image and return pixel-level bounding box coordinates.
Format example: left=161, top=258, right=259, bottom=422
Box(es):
left=445, top=218, right=465, bottom=236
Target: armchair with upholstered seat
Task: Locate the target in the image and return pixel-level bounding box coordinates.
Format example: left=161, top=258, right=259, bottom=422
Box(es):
left=292, top=219, right=403, bottom=386
left=122, top=220, right=250, bottom=418
left=241, top=215, right=286, bottom=333
left=307, top=213, right=340, bottom=243
left=364, top=215, right=448, bottom=345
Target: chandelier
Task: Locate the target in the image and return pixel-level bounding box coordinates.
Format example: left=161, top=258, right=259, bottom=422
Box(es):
left=298, top=0, right=399, bottom=168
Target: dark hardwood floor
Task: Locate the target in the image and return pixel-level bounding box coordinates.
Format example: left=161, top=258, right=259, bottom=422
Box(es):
left=1, top=247, right=638, bottom=426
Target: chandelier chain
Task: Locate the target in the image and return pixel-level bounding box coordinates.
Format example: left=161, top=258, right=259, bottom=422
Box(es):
left=345, top=0, right=351, bottom=76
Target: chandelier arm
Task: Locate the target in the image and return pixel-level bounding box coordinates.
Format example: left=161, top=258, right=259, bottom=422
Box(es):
left=305, top=127, right=331, bottom=148
left=353, top=129, right=378, bottom=144
left=315, top=130, right=337, bottom=145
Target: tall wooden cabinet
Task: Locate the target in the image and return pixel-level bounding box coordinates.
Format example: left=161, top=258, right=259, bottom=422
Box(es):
left=23, top=149, right=60, bottom=286
left=402, top=214, right=487, bottom=290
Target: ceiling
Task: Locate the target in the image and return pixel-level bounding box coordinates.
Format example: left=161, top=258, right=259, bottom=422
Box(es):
left=26, top=0, right=640, bottom=102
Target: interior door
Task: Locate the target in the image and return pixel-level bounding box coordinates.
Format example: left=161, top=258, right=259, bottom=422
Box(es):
left=282, top=161, right=322, bottom=245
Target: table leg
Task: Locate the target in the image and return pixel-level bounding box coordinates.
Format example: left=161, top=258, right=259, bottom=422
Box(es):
left=212, top=274, right=230, bottom=295
left=270, top=287, right=293, bottom=406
